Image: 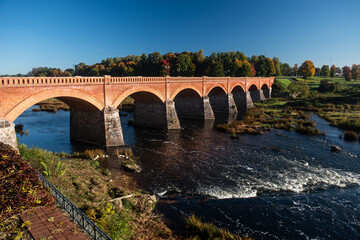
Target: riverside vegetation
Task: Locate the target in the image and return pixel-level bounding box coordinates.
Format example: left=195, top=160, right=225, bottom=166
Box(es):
left=14, top=144, right=247, bottom=240
left=219, top=77, right=360, bottom=141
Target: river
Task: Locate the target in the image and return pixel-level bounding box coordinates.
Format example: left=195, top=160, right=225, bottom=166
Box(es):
left=15, top=107, right=360, bottom=239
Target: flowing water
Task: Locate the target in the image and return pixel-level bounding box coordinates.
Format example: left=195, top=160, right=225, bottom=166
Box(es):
left=15, top=107, right=360, bottom=239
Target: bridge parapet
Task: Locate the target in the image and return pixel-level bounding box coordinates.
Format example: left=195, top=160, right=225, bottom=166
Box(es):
left=0, top=76, right=274, bottom=87
left=0, top=76, right=104, bottom=86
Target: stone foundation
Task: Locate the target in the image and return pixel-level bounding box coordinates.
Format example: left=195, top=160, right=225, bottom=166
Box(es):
left=174, top=96, right=215, bottom=120
left=0, top=119, right=18, bottom=152
left=259, top=89, right=265, bottom=101
left=250, top=90, right=261, bottom=103
left=165, top=100, right=181, bottom=129
left=233, top=91, right=254, bottom=111
left=209, top=93, right=238, bottom=114
left=263, top=88, right=271, bottom=98
left=70, top=107, right=124, bottom=146
left=133, top=101, right=181, bottom=129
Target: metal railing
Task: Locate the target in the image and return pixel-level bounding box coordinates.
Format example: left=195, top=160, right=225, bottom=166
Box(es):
left=37, top=172, right=112, bottom=240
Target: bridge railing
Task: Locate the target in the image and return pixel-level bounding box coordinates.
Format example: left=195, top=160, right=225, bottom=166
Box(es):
left=37, top=172, right=112, bottom=240
left=0, top=77, right=104, bottom=86
left=0, top=76, right=274, bottom=86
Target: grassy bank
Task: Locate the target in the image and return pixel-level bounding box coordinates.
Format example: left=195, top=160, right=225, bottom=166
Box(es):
left=19, top=145, right=174, bottom=239
left=218, top=98, right=325, bottom=137
left=17, top=145, right=247, bottom=239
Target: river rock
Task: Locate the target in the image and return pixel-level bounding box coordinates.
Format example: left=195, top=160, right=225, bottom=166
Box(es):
left=331, top=145, right=341, bottom=152
left=122, top=161, right=141, bottom=172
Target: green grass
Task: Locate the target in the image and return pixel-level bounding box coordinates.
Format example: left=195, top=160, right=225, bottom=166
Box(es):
left=276, top=78, right=292, bottom=86
left=295, top=77, right=352, bottom=91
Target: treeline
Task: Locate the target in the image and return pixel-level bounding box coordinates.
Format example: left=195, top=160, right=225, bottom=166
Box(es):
left=1, top=50, right=358, bottom=79
left=74, top=50, right=279, bottom=77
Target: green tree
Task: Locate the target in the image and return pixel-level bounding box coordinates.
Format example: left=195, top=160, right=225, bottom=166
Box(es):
left=320, top=65, right=330, bottom=78
left=280, top=63, right=292, bottom=76
left=173, top=53, right=195, bottom=76
left=209, top=61, right=225, bottom=77
left=88, top=67, right=100, bottom=76
left=298, top=60, right=315, bottom=79
left=292, top=64, right=298, bottom=76
left=288, top=80, right=310, bottom=98
left=273, top=57, right=281, bottom=76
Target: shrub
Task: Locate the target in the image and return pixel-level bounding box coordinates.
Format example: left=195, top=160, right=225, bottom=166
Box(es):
left=0, top=143, right=54, bottom=219
left=344, top=131, right=359, bottom=141
left=272, top=80, right=288, bottom=93
left=287, top=80, right=310, bottom=98
left=318, top=79, right=341, bottom=93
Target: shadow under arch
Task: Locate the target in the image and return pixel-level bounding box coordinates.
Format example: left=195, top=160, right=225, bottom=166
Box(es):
left=261, top=84, right=270, bottom=98
left=173, top=88, right=206, bottom=119
left=207, top=86, right=230, bottom=113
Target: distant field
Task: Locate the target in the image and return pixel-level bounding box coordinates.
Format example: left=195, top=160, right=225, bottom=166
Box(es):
left=294, top=77, right=352, bottom=91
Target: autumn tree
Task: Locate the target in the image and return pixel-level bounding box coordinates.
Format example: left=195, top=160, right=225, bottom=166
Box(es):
left=273, top=57, right=281, bottom=76
left=266, top=58, right=276, bottom=76
left=320, top=65, right=330, bottom=78
left=160, top=60, right=170, bottom=76
left=330, top=65, right=336, bottom=78
left=234, top=59, right=253, bottom=77
left=342, top=66, right=351, bottom=82
left=299, top=60, right=315, bottom=79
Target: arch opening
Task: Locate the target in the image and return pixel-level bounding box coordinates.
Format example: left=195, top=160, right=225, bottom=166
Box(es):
left=261, top=84, right=269, bottom=90
left=231, top=86, right=247, bottom=111
left=248, top=84, right=258, bottom=92
left=207, top=87, right=231, bottom=114
left=115, top=91, right=169, bottom=129
left=261, top=84, right=270, bottom=98
left=231, top=85, right=245, bottom=94
left=173, top=89, right=204, bottom=119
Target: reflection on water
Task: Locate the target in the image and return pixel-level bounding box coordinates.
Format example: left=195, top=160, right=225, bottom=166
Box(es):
left=15, top=108, right=360, bottom=239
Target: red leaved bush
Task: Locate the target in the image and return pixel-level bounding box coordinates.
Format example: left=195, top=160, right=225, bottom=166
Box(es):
left=0, top=143, right=54, bottom=219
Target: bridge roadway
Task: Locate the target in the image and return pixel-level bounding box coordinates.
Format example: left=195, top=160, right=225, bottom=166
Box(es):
left=0, top=75, right=274, bottom=150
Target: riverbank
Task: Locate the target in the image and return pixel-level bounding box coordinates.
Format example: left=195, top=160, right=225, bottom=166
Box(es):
left=17, top=144, right=248, bottom=240
left=0, top=142, right=54, bottom=240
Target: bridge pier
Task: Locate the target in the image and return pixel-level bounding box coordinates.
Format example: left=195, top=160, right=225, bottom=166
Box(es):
left=233, top=91, right=254, bottom=111
left=263, top=88, right=272, bottom=98
left=209, top=93, right=238, bottom=115
left=174, top=96, right=215, bottom=119
left=70, top=106, right=124, bottom=146
left=133, top=100, right=180, bottom=129
left=250, top=90, right=265, bottom=103
left=0, top=118, right=18, bottom=152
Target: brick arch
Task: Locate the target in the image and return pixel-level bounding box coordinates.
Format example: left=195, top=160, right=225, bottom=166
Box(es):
left=5, top=89, right=104, bottom=122
left=247, top=84, right=259, bottom=91
left=206, top=84, right=227, bottom=96
left=170, top=85, right=203, bottom=100
left=112, top=86, right=166, bottom=107
left=230, top=84, right=245, bottom=93
left=260, top=83, right=269, bottom=90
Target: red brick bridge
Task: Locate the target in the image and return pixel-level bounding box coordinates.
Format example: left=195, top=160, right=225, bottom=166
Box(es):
left=0, top=76, right=274, bottom=149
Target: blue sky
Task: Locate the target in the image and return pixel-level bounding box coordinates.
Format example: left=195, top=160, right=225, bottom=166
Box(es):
left=0, top=0, right=359, bottom=75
